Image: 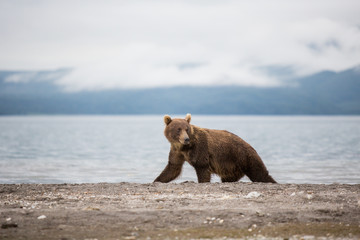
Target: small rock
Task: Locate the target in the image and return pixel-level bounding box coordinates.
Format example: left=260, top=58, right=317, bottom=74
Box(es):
left=290, top=192, right=296, bottom=197
left=256, top=211, right=265, bottom=217
left=6, top=218, right=11, bottom=222
left=37, top=215, right=46, bottom=220
left=123, top=237, right=136, bottom=240
left=220, top=195, right=235, bottom=200
left=245, top=191, right=261, bottom=199
left=300, top=235, right=315, bottom=240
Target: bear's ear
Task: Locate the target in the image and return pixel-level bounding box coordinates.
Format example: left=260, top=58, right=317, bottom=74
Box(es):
left=164, top=115, right=172, bottom=125
left=185, top=113, right=191, bottom=123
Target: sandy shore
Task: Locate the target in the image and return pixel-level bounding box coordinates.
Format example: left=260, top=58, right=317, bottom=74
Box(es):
left=1, top=182, right=359, bottom=240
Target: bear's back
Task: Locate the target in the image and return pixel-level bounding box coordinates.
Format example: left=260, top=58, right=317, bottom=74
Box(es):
left=193, top=126, right=252, bottom=153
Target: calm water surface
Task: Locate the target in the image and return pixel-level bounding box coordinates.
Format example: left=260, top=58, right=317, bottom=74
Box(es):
left=0, top=115, right=359, bottom=184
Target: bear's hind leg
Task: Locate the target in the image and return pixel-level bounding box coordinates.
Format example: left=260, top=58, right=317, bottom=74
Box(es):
left=221, top=176, right=239, bottom=182
left=221, top=173, right=243, bottom=182
left=195, top=167, right=211, bottom=183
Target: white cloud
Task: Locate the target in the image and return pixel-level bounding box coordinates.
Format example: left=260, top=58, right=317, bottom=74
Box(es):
left=0, top=0, right=360, bottom=91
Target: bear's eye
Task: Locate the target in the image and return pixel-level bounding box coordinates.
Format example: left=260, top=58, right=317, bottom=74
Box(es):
left=177, top=128, right=181, bottom=133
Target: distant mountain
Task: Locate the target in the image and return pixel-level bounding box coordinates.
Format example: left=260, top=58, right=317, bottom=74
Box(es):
left=0, top=68, right=359, bottom=115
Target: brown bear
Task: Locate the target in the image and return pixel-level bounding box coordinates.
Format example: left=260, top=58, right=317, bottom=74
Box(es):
left=154, top=114, right=276, bottom=183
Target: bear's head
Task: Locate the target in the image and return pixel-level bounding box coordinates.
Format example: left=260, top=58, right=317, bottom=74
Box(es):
left=163, top=114, right=192, bottom=146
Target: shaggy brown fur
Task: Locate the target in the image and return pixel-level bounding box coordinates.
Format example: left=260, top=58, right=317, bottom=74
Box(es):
left=154, top=114, right=276, bottom=183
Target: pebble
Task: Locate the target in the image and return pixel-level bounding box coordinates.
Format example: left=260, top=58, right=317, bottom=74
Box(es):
left=299, top=235, right=315, bottom=240
left=220, top=195, right=235, bottom=200
left=256, top=211, right=265, bottom=217
left=248, top=224, right=257, bottom=233
left=203, top=217, right=224, bottom=224
left=37, top=215, right=46, bottom=220
left=123, top=237, right=136, bottom=240
left=245, top=191, right=261, bottom=199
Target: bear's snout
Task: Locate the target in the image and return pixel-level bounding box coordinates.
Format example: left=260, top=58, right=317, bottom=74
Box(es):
left=179, top=131, right=190, bottom=145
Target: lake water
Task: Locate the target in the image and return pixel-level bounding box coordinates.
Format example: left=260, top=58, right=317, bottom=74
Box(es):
left=0, top=115, right=359, bottom=184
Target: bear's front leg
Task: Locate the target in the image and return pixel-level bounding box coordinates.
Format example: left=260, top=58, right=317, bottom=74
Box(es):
left=154, top=162, right=183, bottom=183
left=154, top=149, right=185, bottom=183
left=195, top=167, right=211, bottom=183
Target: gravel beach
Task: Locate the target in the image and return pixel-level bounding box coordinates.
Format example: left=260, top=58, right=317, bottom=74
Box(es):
left=1, top=182, right=359, bottom=239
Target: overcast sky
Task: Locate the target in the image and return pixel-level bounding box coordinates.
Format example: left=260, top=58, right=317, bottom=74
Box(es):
left=1, top=0, right=360, bottom=91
